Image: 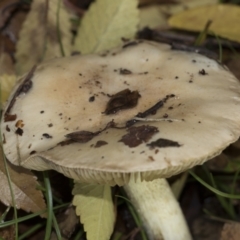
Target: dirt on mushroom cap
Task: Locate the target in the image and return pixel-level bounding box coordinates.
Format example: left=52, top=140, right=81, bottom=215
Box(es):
left=2, top=40, right=240, bottom=185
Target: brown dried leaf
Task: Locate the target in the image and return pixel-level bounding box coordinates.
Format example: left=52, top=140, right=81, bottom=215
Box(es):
left=0, top=223, right=15, bottom=240
left=15, top=0, right=72, bottom=75
left=0, top=0, right=19, bottom=29
left=221, top=222, right=240, bottom=240
left=0, top=148, right=46, bottom=213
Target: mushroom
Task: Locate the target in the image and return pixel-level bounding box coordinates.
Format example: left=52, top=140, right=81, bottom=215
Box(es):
left=2, top=40, right=240, bottom=240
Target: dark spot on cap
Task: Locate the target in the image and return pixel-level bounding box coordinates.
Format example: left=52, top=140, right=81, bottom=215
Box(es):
left=48, top=123, right=53, bottom=127
left=42, top=133, right=53, bottom=139
left=163, top=113, right=168, bottom=118
left=175, top=76, right=179, bottom=79
left=168, top=106, right=173, bottom=110
left=94, top=140, right=108, bottom=148
left=120, top=68, right=132, bottom=75
left=192, top=60, right=196, bottom=63
left=147, top=138, right=181, bottom=148
left=119, top=125, right=159, bottom=148
left=148, top=156, right=154, bottom=161
left=104, top=89, right=141, bottom=115
left=71, top=51, right=81, bottom=56
left=28, top=144, right=32, bottom=149
left=30, top=150, right=36, bottom=155
left=89, top=96, right=95, bottom=102
left=40, top=111, right=44, bottom=114
left=199, top=69, right=207, bottom=75
left=6, top=125, right=10, bottom=132
left=4, top=114, right=17, bottom=122
left=66, top=131, right=97, bottom=143
left=15, top=128, right=23, bottom=136
left=126, top=94, right=175, bottom=127
left=122, top=41, right=138, bottom=48
left=189, top=80, right=193, bottom=83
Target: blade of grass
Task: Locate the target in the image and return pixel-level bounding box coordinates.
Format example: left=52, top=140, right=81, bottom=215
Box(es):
left=0, top=203, right=69, bottom=228
left=56, top=0, right=65, bottom=57
left=52, top=213, right=62, bottom=239
left=0, top=206, right=11, bottom=222
left=18, top=222, right=44, bottom=240
left=194, top=20, right=212, bottom=46
left=189, top=170, right=240, bottom=199
left=209, top=173, right=237, bottom=219
left=210, top=32, right=223, bottom=63
left=1, top=149, right=18, bottom=240
left=117, top=193, right=148, bottom=240
left=73, top=229, right=84, bottom=240
left=43, top=171, right=53, bottom=240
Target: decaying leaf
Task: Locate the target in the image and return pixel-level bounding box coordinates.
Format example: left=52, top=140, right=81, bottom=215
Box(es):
left=15, top=0, right=72, bottom=75
left=221, top=222, right=240, bottom=240
left=72, top=183, right=115, bottom=240
left=0, top=222, right=15, bottom=240
left=74, top=0, right=139, bottom=54
left=0, top=148, right=46, bottom=214
left=0, top=0, right=19, bottom=29
left=168, top=4, right=240, bottom=43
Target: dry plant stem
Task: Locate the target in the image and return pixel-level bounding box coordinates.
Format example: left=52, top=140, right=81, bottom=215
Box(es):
left=124, top=178, right=192, bottom=240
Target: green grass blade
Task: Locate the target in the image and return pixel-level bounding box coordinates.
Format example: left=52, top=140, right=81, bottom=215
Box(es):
left=43, top=171, right=53, bottom=240
left=18, top=223, right=44, bottom=240
left=0, top=203, right=69, bottom=228
left=56, top=0, right=65, bottom=57
left=189, top=170, right=240, bottom=199
left=52, top=213, right=62, bottom=240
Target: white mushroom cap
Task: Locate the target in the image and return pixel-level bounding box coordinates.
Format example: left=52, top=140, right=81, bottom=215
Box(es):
left=2, top=41, right=240, bottom=185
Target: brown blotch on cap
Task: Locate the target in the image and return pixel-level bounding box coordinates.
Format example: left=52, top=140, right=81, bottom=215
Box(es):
left=147, top=138, right=181, bottom=149
left=119, top=125, right=159, bottom=148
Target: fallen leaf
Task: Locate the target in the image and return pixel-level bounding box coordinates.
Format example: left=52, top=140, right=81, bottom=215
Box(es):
left=0, top=0, right=19, bottom=29
left=0, top=53, right=16, bottom=105
left=169, top=4, right=240, bottom=43
left=0, top=74, right=16, bottom=104
left=0, top=222, right=15, bottom=240
left=221, top=222, right=240, bottom=240
left=72, top=182, right=115, bottom=240
left=15, top=0, right=72, bottom=75
left=74, top=0, right=139, bottom=54
left=0, top=149, right=46, bottom=214
left=139, top=0, right=218, bottom=30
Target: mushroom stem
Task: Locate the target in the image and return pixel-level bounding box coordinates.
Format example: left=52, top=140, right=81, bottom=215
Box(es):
left=123, top=178, right=192, bottom=240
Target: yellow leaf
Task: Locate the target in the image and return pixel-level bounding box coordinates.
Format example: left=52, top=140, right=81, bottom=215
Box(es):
left=74, top=0, right=139, bottom=54
left=72, top=183, right=114, bottom=240
left=15, top=0, right=71, bottom=75
left=0, top=148, right=46, bottom=214
left=169, top=4, right=240, bottom=43
left=139, top=0, right=218, bottom=29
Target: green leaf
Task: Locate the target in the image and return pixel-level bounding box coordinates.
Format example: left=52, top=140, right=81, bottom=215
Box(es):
left=74, top=0, right=139, bottom=54
left=15, top=0, right=72, bottom=75
left=72, top=183, right=114, bottom=240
